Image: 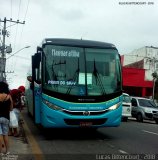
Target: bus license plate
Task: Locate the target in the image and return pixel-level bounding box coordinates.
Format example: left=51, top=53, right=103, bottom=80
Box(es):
left=80, top=122, right=93, bottom=127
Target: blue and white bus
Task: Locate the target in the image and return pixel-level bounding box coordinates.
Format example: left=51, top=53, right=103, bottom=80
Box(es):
left=25, top=38, right=122, bottom=128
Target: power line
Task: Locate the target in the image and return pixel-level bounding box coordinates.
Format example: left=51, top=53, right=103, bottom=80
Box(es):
left=10, top=0, right=13, bottom=18
left=13, top=0, right=22, bottom=50
left=24, top=0, right=30, bottom=21
left=13, top=24, right=19, bottom=50
left=123, top=54, right=145, bottom=58
left=19, top=0, right=31, bottom=49
left=6, top=46, right=30, bottom=60
left=11, top=0, right=22, bottom=72
left=9, top=0, right=13, bottom=44
left=124, top=54, right=158, bottom=61
left=18, top=0, right=22, bottom=19
left=13, top=55, right=30, bottom=60
left=10, top=1, right=31, bottom=75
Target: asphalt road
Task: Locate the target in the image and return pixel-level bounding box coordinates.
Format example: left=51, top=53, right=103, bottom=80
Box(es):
left=22, top=110, right=158, bottom=160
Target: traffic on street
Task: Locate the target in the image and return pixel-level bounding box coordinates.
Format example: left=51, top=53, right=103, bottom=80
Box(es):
left=18, top=108, right=158, bottom=160
left=1, top=1, right=158, bottom=160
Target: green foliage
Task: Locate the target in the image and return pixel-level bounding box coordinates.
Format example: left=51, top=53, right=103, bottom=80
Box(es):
left=155, top=80, right=158, bottom=102
left=152, top=72, right=158, bottom=79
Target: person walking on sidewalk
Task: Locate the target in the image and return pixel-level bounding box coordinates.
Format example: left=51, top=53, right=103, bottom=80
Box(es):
left=0, top=81, right=13, bottom=155
left=9, top=89, right=22, bottom=137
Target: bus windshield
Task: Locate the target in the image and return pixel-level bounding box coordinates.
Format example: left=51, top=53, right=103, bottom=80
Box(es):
left=43, top=45, right=121, bottom=96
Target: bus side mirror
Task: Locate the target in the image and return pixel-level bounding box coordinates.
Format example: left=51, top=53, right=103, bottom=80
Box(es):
left=27, top=76, right=32, bottom=82
left=30, top=82, right=33, bottom=90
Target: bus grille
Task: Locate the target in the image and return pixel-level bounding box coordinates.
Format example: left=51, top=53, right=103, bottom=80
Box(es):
left=64, top=118, right=107, bottom=126
left=62, top=110, right=109, bottom=116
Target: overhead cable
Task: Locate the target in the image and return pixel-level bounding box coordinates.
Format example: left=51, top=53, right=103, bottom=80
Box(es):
left=13, top=0, right=22, bottom=50
left=19, top=0, right=31, bottom=49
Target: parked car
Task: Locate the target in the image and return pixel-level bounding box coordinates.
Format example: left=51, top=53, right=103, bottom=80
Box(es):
left=122, top=93, right=132, bottom=121
left=131, top=97, right=158, bottom=124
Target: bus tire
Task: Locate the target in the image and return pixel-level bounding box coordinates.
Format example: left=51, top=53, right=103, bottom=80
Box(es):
left=122, top=117, right=128, bottom=122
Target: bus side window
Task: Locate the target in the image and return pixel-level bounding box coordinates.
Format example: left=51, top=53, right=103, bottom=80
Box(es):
left=35, top=62, right=41, bottom=84
left=103, top=62, right=109, bottom=76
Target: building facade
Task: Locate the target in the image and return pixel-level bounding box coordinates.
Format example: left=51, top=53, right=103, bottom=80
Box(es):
left=122, top=67, right=153, bottom=97
left=123, top=46, right=158, bottom=81
left=122, top=46, right=158, bottom=97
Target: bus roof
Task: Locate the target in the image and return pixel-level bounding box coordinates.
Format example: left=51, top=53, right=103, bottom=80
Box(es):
left=41, top=38, right=117, bottom=49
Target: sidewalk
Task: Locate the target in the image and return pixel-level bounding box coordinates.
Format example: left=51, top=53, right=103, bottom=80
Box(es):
left=1, top=119, right=34, bottom=160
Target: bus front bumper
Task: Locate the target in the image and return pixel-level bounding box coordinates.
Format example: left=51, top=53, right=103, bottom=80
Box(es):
left=40, top=105, right=122, bottom=128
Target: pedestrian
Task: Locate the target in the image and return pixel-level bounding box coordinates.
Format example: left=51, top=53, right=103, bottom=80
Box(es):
left=18, top=86, right=25, bottom=110
left=9, top=89, right=22, bottom=137
left=0, top=81, right=13, bottom=155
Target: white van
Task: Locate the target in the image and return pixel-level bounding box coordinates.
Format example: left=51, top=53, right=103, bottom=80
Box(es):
left=131, top=96, right=158, bottom=123
left=122, top=93, right=132, bottom=121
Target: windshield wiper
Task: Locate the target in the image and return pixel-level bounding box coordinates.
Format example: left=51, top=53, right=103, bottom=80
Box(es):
left=66, top=58, right=80, bottom=94
left=93, top=59, right=106, bottom=95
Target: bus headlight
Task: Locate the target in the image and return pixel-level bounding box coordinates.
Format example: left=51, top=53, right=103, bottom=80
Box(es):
left=43, top=99, right=62, bottom=111
left=108, top=102, right=121, bottom=110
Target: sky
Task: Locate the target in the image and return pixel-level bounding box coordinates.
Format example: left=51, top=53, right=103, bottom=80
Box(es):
left=0, top=0, right=158, bottom=89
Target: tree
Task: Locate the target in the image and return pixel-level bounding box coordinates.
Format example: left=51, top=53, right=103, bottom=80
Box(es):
left=152, top=72, right=158, bottom=79
left=155, top=76, right=158, bottom=102
left=152, top=72, right=158, bottom=102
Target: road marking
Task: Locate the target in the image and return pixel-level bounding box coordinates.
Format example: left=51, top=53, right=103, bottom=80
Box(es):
left=142, top=130, right=158, bottom=136
left=107, top=143, right=115, bottom=148
left=118, top=149, right=128, bottom=154
left=21, top=115, right=44, bottom=160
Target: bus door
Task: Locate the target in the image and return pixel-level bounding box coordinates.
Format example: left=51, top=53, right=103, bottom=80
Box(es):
left=32, top=52, right=42, bottom=124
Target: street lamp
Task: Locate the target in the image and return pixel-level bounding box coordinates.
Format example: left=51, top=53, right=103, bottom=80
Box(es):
left=6, top=46, right=31, bottom=60
left=2, top=46, right=30, bottom=82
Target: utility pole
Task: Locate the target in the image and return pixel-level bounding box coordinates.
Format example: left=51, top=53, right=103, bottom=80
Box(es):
left=0, top=17, right=25, bottom=82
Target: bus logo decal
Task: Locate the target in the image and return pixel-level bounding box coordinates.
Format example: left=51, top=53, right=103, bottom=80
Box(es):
left=83, top=111, right=90, bottom=116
